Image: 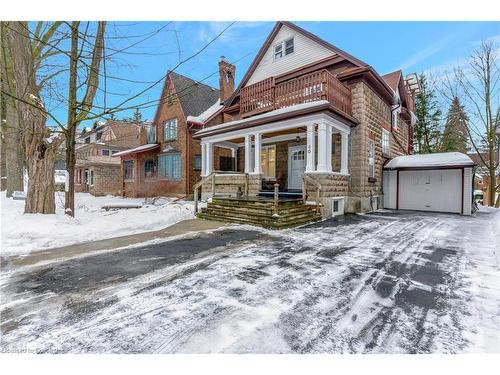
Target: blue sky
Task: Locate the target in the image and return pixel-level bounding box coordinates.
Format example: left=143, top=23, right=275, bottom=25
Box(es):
left=41, top=21, right=499, bottom=127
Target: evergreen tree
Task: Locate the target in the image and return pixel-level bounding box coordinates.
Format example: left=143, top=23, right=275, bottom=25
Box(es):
left=440, top=96, right=469, bottom=153
left=414, top=73, right=443, bottom=153
left=132, top=108, right=142, bottom=122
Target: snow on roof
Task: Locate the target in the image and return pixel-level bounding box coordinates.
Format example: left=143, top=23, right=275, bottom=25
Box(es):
left=186, top=99, right=222, bottom=124
left=112, top=143, right=159, bottom=157
left=195, top=100, right=330, bottom=136
left=384, top=152, right=475, bottom=169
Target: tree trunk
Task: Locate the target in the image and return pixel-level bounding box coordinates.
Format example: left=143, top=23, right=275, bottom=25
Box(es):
left=3, top=100, right=24, bottom=196
left=4, top=21, right=61, bottom=213
left=24, top=135, right=59, bottom=213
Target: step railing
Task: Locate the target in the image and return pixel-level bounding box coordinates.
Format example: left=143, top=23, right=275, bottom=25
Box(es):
left=193, top=171, right=250, bottom=214
left=301, top=174, right=322, bottom=214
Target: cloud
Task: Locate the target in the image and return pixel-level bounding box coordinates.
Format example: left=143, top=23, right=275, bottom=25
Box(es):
left=398, top=33, right=458, bottom=71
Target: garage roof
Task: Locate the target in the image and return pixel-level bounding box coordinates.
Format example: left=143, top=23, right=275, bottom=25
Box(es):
left=384, top=152, right=475, bottom=169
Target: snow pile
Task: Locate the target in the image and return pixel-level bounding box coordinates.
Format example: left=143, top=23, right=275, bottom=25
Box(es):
left=0, top=192, right=195, bottom=256
left=385, top=152, right=474, bottom=169
left=187, top=99, right=222, bottom=124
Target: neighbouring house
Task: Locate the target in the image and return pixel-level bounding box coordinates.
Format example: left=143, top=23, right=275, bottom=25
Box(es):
left=114, top=70, right=226, bottom=198
left=193, top=21, right=420, bottom=227
left=468, top=151, right=499, bottom=205
left=74, top=120, right=145, bottom=196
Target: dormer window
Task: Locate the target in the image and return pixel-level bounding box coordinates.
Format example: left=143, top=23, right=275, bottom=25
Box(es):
left=274, top=37, right=294, bottom=61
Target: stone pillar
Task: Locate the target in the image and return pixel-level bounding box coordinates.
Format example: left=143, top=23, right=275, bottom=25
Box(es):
left=341, top=132, right=349, bottom=174
left=316, top=123, right=332, bottom=172
left=206, top=142, right=213, bottom=175
left=244, top=135, right=252, bottom=173
left=253, top=132, right=262, bottom=174
left=201, top=142, right=207, bottom=176
left=306, top=123, right=316, bottom=172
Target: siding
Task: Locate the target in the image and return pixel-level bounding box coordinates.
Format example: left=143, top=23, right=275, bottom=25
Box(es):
left=382, top=170, right=397, bottom=209
left=463, top=167, right=472, bottom=215
left=246, top=24, right=335, bottom=85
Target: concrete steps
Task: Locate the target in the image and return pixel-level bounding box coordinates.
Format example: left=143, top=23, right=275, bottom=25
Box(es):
left=198, top=197, right=321, bottom=229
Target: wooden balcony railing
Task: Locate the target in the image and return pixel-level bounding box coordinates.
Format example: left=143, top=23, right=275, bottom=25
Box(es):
left=240, top=69, right=352, bottom=118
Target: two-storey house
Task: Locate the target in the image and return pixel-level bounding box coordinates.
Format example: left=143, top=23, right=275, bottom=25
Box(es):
left=193, top=21, right=419, bottom=227
left=74, top=120, right=144, bottom=196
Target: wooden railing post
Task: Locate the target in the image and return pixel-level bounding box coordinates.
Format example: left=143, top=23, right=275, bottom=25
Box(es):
left=302, top=176, right=307, bottom=203
left=273, top=183, right=279, bottom=217
left=244, top=173, right=249, bottom=197
left=211, top=173, right=216, bottom=197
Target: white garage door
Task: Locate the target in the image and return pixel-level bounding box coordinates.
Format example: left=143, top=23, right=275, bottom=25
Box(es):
left=399, top=169, right=462, bottom=214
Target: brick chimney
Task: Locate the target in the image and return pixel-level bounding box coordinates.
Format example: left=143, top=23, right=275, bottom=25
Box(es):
left=218, top=56, right=235, bottom=103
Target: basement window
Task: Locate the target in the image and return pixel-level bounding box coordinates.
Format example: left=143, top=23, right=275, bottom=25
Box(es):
left=331, top=197, right=345, bottom=217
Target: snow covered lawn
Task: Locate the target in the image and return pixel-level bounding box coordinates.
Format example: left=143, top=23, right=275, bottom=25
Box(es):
left=1, top=207, right=499, bottom=353
left=0, top=192, right=195, bottom=256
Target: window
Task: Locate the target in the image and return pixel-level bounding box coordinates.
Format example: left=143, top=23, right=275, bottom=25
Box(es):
left=144, top=159, right=157, bottom=179
left=101, top=149, right=110, bottom=156
left=194, top=154, right=202, bottom=170
left=111, top=150, right=118, bottom=155
left=85, top=169, right=94, bottom=185
left=85, top=137, right=90, bottom=144
left=261, top=145, right=276, bottom=178
left=274, top=37, right=294, bottom=61
left=124, top=160, right=134, bottom=180
left=96, top=132, right=103, bottom=141
left=382, top=129, right=390, bottom=155
left=368, top=140, right=375, bottom=178
left=158, top=153, right=181, bottom=180
left=331, top=197, right=345, bottom=217
left=146, top=124, right=157, bottom=144
left=164, top=119, right=178, bottom=141
left=391, top=106, right=400, bottom=129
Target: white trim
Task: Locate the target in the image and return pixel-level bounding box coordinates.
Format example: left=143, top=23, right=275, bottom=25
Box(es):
left=244, top=135, right=252, bottom=173
left=254, top=132, right=262, bottom=174
left=331, top=196, right=345, bottom=217
left=305, top=171, right=350, bottom=177
left=306, top=123, right=316, bottom=172
left=340, top=132, right=349, bottom=174
left=288, top=144, right=306, bottom=190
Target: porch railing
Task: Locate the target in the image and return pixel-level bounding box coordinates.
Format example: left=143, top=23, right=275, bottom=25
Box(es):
left=193, top=171, right=249, bottom=214
left=302, top=175, right=322, bottom=214
left=240, top=69, right=352, bottom=118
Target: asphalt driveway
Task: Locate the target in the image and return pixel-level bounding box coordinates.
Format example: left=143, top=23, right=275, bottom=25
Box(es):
left=1, top=209, right=499, bottom=353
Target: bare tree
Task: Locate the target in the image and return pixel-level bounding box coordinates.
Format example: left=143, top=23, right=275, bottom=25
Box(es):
left=1, top=22, right=25, bottom=196
left=452, top=41, right=499, bottom=206
left=2, top=21, right=63, bottom=213
left=64, top=21, right=106, bottom=216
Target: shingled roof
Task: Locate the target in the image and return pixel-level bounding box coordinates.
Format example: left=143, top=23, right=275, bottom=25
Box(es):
left=382, top=70, right=402, bottom=92
left=169, top=71, right=220, bottom=118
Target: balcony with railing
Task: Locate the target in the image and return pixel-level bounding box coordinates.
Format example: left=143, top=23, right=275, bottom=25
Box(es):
left=239, top=69, right=352, bottom=119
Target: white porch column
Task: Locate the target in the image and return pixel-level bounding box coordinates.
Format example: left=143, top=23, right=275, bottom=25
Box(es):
left=201, top=142, right=207, bottom=176
left=244, top=135, right=252, bottom=173
left=340, top=132, right=349, bottom=174
left=306, top=124, right=316, bottom=172
left=231, top=147, right=238, bottom=171
left=316, top=123, right=329, bottom=172
left=253, top=132, right=262, bottom=174
left=206, top=142, right=213, bottom=175
left=325, top=125, right=333, bottom=172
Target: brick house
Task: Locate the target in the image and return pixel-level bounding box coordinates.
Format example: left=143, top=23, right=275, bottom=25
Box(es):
left=194, top=21, right=419, bottom=225
left=74, top=120, right=144, bottom=196
left=115, top=71, right=228, bottom=198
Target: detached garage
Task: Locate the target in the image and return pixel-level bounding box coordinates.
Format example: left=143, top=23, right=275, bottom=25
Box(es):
left=383, top=152, right=475, bottom=215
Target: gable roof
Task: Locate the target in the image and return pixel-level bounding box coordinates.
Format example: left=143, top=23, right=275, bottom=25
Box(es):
left=169, top=71, right=220, bottom=118
left=225, top=21, right=394, bottom=109
left=382, top=70, right=402, bottom=92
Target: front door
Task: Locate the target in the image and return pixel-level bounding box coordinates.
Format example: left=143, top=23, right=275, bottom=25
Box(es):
left=288, top=145, right=306, bottom=190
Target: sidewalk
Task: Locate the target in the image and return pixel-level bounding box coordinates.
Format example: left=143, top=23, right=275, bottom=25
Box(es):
left=3, top=218, right=228, bottom=268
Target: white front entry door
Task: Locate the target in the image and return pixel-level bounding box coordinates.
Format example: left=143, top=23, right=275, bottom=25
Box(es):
left=288, top=145, right=306, bottom=190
